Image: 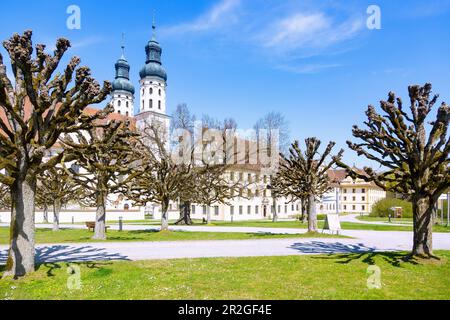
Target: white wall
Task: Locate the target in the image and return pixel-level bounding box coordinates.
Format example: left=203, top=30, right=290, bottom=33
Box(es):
left=112, top=92, right=134, bottom=116
left=0, top=210, right=145, bottom=224
left=139, top=78, right=166, bottom=114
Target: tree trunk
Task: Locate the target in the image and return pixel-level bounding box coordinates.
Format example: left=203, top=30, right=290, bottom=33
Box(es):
left=43, top=204, right=49, bottom=223
left=412, top=195, right=434, bottom=257
left=272, top=198, right=278, bottom=222
left=93, top=193, right=107, bottom=240
left=161, top=200, right=169, bottom=231
left=52, top=199, right=61, bottom=231
left=175, top=201, right=193, bottom=225
left=3, top=173, right=36, bottom=278
left=301, top=198, right=308, bottom=224
left=206, top=205, right=211, bottom=224
left=307, top=194, right=318, bottom=233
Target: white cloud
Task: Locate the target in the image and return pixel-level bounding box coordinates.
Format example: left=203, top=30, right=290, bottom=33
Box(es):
left=260, top=12, right=364, bottom=53
left=276, top=63, right=342, bottom=74
left=266, top=13, right=330, bottom=48
left=71, top=36, right=105, bottom=49
left=162, top=0, right=241, bottom=35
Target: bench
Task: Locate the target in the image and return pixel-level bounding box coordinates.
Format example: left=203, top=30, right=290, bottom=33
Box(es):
left=85, top=222, right=110, bottom=232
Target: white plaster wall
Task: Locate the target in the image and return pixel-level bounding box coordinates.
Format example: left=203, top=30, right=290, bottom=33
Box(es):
left=0, top=210, right=144, bottom=224
left=139, top=78, right=166, bottom=114
left=111, top=91, right=134, bottom=116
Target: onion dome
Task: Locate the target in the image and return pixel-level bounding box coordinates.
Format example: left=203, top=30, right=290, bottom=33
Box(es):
left=139, top=20, right=167, bottom=82
left=112, top=44, right=135, bottom=95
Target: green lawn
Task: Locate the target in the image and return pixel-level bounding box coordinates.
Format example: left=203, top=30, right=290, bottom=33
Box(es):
left=0, top=227, right=345, bottom=245
left=108, top=218, right=450, bottom=232
left=1, top=251, right=449, bottom=300
left=357, top=216, right=413, bottom=224
left=358, top=215, right=449, bottom=224
left=203, top=219, right=450, bottom=233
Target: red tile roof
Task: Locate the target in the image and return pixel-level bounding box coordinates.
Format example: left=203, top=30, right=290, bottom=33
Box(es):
left=0, top=98, right=136, bottom=137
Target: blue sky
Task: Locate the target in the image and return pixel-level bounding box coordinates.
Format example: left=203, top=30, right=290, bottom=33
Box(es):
left=1, top=0, right=450, bottom=167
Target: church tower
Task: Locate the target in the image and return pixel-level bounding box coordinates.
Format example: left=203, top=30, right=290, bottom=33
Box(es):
left=136, top=16, right=170, bottom=130
left=111, top=37, right=135, bottom=116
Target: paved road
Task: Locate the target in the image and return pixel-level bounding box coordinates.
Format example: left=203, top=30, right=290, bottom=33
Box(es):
left=0, top=228, right=449, bottom=264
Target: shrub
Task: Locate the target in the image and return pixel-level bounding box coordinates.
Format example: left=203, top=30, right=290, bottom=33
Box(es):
left=370, top=198, right=413, bottom=218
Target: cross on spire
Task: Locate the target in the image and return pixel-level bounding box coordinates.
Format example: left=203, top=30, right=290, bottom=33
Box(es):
left=121, top=32, right=125, bottom=58
left=152, top=11, right=157, bottom=40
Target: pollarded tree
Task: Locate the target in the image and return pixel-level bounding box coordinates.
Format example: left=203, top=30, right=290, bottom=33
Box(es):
left=279, top=138, right=344, bottom=232
left=62, top=119, right=140, bottom=240
left=171, top=104, right=196, bottom=225
left=268, top=173, right=285, bottom=223
left=37, top=166, right=82, bottom=231
left=337, top=84, right=449, bottom=257
left=193, top=164, right=243, bottom=224
left=124, top=121, right=195, bottom=231
left=192, top=119, right=244, bottom=224
left=35, top=181, right=51, bottom=223
left=0, top=30, right=111, bottom=277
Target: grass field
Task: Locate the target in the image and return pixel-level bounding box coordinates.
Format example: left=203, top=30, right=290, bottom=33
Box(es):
left=101, top=218, right=450, bottom=232
left=0, top=227, right=346, bottom=245
left=1, top=251, right=449, bottom=300
left=358, top=215, right=449, bottom=224
left=202, top=219, right=450, bottom=232
left=357, top=216, right=413, bottom=224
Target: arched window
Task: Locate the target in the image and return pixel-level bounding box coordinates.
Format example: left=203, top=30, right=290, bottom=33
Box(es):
left=142, top=89, right=144, bottom=95
left=150, top=88, right=153, bottom=94
left=158, top=100, right=161, bottom=109
left=118, top=110, right=121, bottom=115
left=126, top=111, right=129, bottom=117
left=118, top=100, right=121, bottom=107
left=150, top=99, right=153, bottom=108
left=159, top=89, right=161, bottom=96
left=126, top=101, right=129, bottom=108
left=142, top=100, right=144, bottom=109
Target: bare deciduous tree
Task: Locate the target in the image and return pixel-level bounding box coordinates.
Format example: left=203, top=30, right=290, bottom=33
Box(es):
left=36, top=165, right=82, bottom=231
left=0, top=30, right=111, bottom=277
left=171, top=104, right=196, bottom=225
left=125, top=121, right=194, bottom=231
left=337, top=84, right=449, bottom=257
left=254, top=112, right=290, bottom=154
left=193, top=164, right=242, bottom=224
left=278, top=138, right=344, bottom=232
left=62, top=120, right=139, bottom=240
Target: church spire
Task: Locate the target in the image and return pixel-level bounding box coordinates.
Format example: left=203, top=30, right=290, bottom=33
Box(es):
left=121, top=32, right=126, bottom=59
left=151, top=11, right=157, bottom=41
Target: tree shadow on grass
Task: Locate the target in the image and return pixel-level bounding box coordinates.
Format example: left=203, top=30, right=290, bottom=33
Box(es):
left=288, top=241, right=422, bottom=267
left=289, top=241, right=377, bottom=254
left=0, top=244, right=129, bottom=277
